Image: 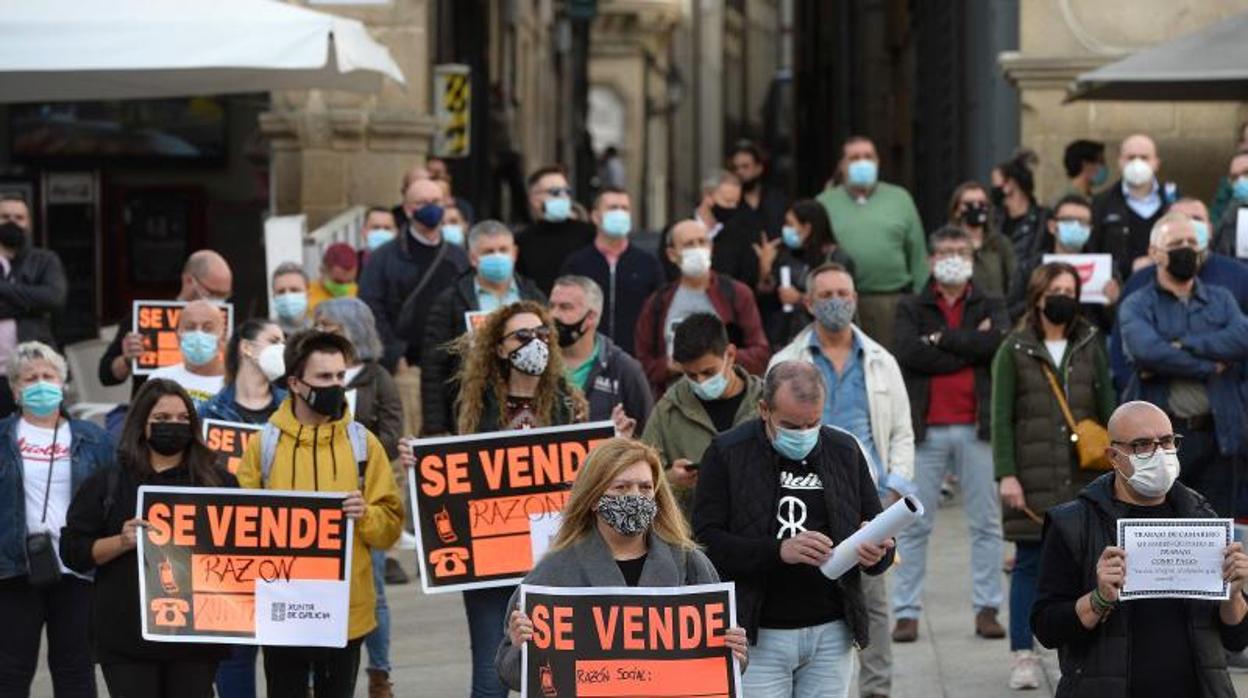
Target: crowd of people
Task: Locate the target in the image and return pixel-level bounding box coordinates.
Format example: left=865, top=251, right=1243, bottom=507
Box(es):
left=1, top=124, right=1248, bottom=698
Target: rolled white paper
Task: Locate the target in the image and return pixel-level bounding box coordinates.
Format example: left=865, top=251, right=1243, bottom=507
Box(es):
left=819, top=495, right=924, bottom=580
left=779, top=266, right=794, bottom=313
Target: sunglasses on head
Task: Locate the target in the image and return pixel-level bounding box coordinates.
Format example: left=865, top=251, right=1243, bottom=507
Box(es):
left=505, top=326, right=551, bottom=343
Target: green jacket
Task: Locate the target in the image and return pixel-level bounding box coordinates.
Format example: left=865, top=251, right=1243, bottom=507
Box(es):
left=990, top=317, right=1116, bottom=542
left=972, top=231, right=1017, bottom=302
left=640, top=366, right=763, bottom=514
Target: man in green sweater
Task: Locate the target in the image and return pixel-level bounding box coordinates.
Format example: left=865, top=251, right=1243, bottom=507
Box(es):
left=817, top=135, right=927, bottom=351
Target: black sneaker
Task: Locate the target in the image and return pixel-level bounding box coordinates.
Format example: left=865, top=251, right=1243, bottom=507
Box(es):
left=383, top=556, right=410, bottom=585
left=1227, top=650, right=1248, bottom=673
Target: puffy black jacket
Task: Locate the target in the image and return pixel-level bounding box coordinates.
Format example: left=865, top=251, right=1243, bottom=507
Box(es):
left=892, top=282, right=1007, bottom=443
left=1033, top=474, right=1248, bottom=697
left=578, top=333, right=653, bottom=433
left=692, top=419, right=892, bottom=646
left=0, top=246, right=67, bottom=347
left=419, top=271, right=546, bottom=435
left=558, top=243, right=664, bottom=358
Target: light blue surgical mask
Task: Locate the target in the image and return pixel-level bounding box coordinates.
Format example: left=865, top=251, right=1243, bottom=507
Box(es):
left=691, top=367, right=728, bottom=401
left=846, top=160, right=878, bottom=188
left=1091, top=165, right=1109, bottom=188
left=544, top=197, right=572, bottom=222
left=602, top=210, right=631, bottom=238
left=272, top=292, right=308, bottom=322
left=782, top=226, right=802, bottom=249
left=21, top=381, right=63, bottom=417
left=1056, top=220, right=1091, bottom=250
left=1233, top=176, right=1248, bottom=202
left=441, top=224, right=465, bottom=247
left=366, top=228, right=395, bottom=250
left=180, top=330, right=219, bottom=367
left=478, top=253, right=514, bottom=284
left=770, top=421, right=821, bottom=461
left=1193, top=220, right=1210, bottom=251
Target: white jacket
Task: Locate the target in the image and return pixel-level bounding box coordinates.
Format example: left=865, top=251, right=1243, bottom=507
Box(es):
left=769, top=323, right=915, bottom=491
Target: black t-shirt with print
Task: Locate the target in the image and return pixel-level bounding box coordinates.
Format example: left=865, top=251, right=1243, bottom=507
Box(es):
left=759, top=455, right=844, bottom=628
left=698, top=390, right=745, bottom=434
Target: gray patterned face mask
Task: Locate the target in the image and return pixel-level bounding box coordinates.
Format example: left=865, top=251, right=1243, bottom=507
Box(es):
left=596, top=494, right=658, bottom=537
left=507, top=337, right=549, bottom=376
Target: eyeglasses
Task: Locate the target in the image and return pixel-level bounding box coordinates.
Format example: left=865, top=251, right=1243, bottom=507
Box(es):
left=505, top=326, right=551, bottom=344
left=1111, top=434, right=1183, bottom=458
left=544, top=187, right=573, bottom=197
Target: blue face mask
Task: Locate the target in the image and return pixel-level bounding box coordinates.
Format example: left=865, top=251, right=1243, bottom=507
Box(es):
left=1233, top=176, right=1248, bottom=202
left=782, top=225, right=802, bottom=249
left=846, top=159, right=878, bottom=188
left=1056, top=220, right=1091, bottom=250
left=21, top=381, right=63, bottom=417
left=602, top=210, right=631, bottom=238
left=1193, top=220, right=1210, bottom=251
left=366, top=228, right=395, bottom=250
left=272, top=292, right=308, bottom=322
left=413, top=203, right=444, bottom=229
left=1091, top=165, right=1109, bottom=187
left=180, top=330, right=219, bottom=367
left=441, top=224, right=465, bottom=246
left=478, top=253, right=514, bottom=284
left=691, top=365, right=728, bottom=401
left=770, top=420, right=821, bottom=461
left=544, top=197, right=572, bottom=222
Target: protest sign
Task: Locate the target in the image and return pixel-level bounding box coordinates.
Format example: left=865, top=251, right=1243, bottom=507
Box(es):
left=464, top=310, right=490, bottom=335
left=1042, top=253, right=1114, bottom=304
left=1118, top=518, right=1231, bottom=600
left=137, top=486, right=353, bottom=646
left=409, top=421, right=614, bottom=593
left=202, top=419, right=261, bottom=475
left=521, top=583, right=741, bottom=698
left=132, top=300, right=234, bottom=375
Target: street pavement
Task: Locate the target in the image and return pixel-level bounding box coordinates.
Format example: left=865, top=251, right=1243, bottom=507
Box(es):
left=31, top=500, right=1248, bottom=696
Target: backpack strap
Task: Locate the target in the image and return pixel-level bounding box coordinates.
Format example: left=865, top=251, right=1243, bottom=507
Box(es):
left=260, top=423, right=281, bottom=487
left=260, top=421, right=368, bottom=489
left=346, top=421, right=369, bottom=488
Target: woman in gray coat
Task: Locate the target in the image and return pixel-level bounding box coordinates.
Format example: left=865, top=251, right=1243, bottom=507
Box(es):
left=496, top=438, right=749, bottom=689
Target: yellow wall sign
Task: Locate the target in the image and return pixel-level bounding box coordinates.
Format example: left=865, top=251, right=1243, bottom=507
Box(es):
left=434, top=64, right=471, bottom=158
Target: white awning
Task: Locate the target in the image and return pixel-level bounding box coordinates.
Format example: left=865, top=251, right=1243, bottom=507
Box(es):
left=0, top=0, right=405, bottom=103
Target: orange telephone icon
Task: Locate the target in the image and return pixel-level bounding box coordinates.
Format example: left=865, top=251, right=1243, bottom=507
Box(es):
left=150, top=598, right=190, bottom=627
left=429, top=547, right=469, bottom=577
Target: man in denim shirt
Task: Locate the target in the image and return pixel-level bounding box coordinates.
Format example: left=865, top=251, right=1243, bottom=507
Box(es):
left=769, top=262, right=915, bottom=698
left=1120, top=211, right=1248, bottom=518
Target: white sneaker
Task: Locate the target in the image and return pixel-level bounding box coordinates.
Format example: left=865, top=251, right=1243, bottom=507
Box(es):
left=397, top=530, right=418, bottom=551
left=1009, top=650, right=1041, bottom=690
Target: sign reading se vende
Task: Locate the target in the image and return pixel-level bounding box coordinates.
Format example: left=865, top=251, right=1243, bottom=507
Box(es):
left=202, top=419, right=262, bottom=475
left=409, top=421, right=615, bottom=593
left=132, top=300, right=234, bottom=375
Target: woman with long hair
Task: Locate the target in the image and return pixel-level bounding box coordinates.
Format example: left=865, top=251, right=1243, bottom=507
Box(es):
left=990, top=262, right=1114, bottom=690
left=946, top=180, right=1017, bottom=301
left=991, top=149, right=1049, bottom=281
left=0, top=342, right=115, bottom=697
left=199, top=318, right=287, bottom=425
left=496, top=438, right=747, bottom=689
left=451, top=300, right=587, bottom=698
left=61, top=379, right=235, bottom=698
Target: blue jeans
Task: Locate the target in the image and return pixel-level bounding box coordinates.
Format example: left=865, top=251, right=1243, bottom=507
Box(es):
left=463, top=586, right=515, bottom=698
left=1010, top=542, right=1042, bottom=651
left=743, top=621, right=854, bottom=697
left=364, top=548, right=391, bottom=673
left=893, top=425, right=1003, bottom=618
left=214, top=645, right=258, bottom=698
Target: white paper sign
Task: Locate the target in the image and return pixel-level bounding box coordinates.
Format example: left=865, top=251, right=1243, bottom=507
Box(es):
left=779, top=266, right=794, bottom=313
left=1117, top=518, right=1231, bottom=600
left=528, top=511, right=562, bottom=564
left=820, top=495, right=923, bottom=580
left=1236, top=209, right=1248, bottom=259
left=254, top=579, right=350, bottom=647
left=1042, top=253, right=1114, bottom=305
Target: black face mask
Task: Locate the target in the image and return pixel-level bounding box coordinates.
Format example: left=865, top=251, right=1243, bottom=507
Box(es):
left=962, top=203, right=990, bottom=227
left=1166, top=247, right=1199, bottom=282
left=1042, top=294, right=1080, bottom=325
left=299, top=380, right=346, bottom=418
left=148, top=422, right=194, bottom=457
left=555, top=313, right=589, bottom=348
left=0, top=223, right=26, bottom=251
left=740, top=176, right=760, bottom=192
left=711, top=204, right=739, bottom=225
left=990, top=186, right=1006, bottom=208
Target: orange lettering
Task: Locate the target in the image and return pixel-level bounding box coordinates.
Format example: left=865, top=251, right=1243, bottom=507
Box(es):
left=479, top=449, right=506, bottom=490
left=532, top=443, right=560, bottom=486
left=648, top=606, right=675, bottom=650
left=419, top=454, right=446, bottom=497
left=506, top=446, right=532, bottom=487
left=234, top=506, right=258, bottom=547
left=147, top=502, right=172, bottom=545
left=678, top=605, right=702, bottom=648
left=553, top=605, right=574, bottom=650
left=531, top=604, right=551, bottom=649
left=172, top=505, right=196, bottom=546
left=259, top=507, right=288, bottom=547
left=291, top=509, right=316, bottom=548
left=622, top=605, right=645, bottom=651
left=207, top=505, right=232, bottom=547
left=592, top=606, right=619, bottom=651
left=317, top=508, right=343, bottom=550
left=446, top=452, right=471, bottom=494
left=705, top=602, right=726, bottom=647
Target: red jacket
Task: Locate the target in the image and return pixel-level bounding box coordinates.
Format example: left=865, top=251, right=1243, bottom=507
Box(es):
left=633, top=273, right=771, bottom=397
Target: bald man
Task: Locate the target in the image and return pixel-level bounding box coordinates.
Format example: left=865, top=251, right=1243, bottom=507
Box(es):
left=634, top=219, right=770, bottom=398
left=1090, top=134, right=1179, bottom=281
left=147, top=299, right=227, bottom=407
left=359, top=176, right=469, bottom=371
left=99, top=250, right=233, bottom=399
left=1032, top=401, right=1248, bottom=695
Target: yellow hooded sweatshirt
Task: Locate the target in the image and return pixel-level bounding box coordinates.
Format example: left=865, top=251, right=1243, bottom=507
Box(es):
left=236, top=398, right=403, bottom=640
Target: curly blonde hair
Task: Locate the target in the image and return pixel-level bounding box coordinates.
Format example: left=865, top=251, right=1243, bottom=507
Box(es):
left=452, top=301, right=587, bottom=434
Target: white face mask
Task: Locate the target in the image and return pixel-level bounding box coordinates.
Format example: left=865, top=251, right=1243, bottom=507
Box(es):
left=1122, top=158, right=1155, bottom=188
left=932, top=256, right=973, bottom=285
left=1122, top=448, right=1180, bottom=498
left=679, top=247, right=712, bottom=278
left=256, top=343, right=287, bottom=382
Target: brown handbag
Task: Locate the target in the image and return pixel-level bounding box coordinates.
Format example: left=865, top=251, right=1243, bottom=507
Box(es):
left=1041, top=363, right=1111, bottom=471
